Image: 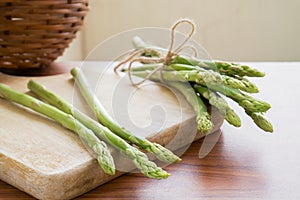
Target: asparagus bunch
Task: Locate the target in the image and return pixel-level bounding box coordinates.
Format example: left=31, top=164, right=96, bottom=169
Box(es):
left=119, top=36, right=273, bottom=133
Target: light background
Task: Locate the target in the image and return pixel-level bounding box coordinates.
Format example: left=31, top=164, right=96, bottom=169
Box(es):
left=60, top=0, right=300, bottom=61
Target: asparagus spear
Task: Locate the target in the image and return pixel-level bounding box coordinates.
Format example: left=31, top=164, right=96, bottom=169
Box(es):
left=27, top=80, right=170, bottom=179
left=70, top=67, right=181, bottom=164
left=194, top=84, right=270, bottom=113
left=121, top=63, right=201, bottom=72
left=0, top=83, right=115, bottom=175
left=175, top=68, right=259, bottom=93
left=195, top=85, right=241, bottom=127
left=129, top=67, right=258, bottom=94
left=166, top=82, right=213, bottom=134
left=172, top=55, right=266, bottom=77
left=131, top=36, right=162, bottom=58
left=245, top=111, right=273, bottom=132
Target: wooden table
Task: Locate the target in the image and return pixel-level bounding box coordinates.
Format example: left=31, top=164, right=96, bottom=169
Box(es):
left=1, top=62, right=300, bottom=199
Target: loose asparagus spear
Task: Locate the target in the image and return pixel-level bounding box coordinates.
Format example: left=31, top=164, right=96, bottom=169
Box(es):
left=70, top=67, right=181, bottom=164
left=0, top=83, right=115, bottom=175
left=194, top=84, right=270, bottom=113
left=28, top=80, right=170, bottom=179
left=195, top=85, right=241, bottom=127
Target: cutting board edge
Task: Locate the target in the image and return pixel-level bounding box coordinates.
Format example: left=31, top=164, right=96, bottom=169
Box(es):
left=0, top=152, right=124, bottom=200
left=0, top=122, right=224, bottom=200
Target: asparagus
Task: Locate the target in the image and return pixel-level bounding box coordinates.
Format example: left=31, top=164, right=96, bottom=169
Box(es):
left=129, top=67, right=258, bottom=93
left=166, top=82, right=213, bottom=134
left=195, top=85, right=241, bottom=127
left=0, top=83, right=115, bottom=175
left=121, top=63, right=201, bottom=72
left=194, top=84, right=270, bottom=113
left=132, top=36, right=162, bottom=58
left=132, top=36, right=265, bottom=78
left=132, top=71, right=271, bottom=112
left=124, top=69, right=213, bottom=133
left=130, top=36, right=273, bottom=133
left=193, top=85, right=272, bottom=132
left=27, top=80, right=170, bottom=179
left=129, top=69, right=271, bottom=130
left=245, top=111, right=273, bottom=132
left=176, top=68, right=259, bottom=93
left=204, top=60, right=266, bottom=77
left=70, top=67, right=181, bottom=164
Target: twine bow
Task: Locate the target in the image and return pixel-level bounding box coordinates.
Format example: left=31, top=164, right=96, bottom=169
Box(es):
left=114, top=19, right=197, bottom=86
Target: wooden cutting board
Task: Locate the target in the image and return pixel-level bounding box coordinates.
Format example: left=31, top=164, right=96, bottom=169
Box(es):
left=0, top=62, right=223, bottom=200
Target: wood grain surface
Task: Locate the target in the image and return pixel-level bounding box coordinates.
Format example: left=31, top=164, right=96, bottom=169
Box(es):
left=1, top=62, right=300, bottom=199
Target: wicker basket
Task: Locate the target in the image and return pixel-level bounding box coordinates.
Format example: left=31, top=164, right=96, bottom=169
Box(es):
left=0, top=0, right=89, bottom=73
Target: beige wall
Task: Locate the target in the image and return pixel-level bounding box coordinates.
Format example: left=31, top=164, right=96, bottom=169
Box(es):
left=61, top=0, right=300, bottom=61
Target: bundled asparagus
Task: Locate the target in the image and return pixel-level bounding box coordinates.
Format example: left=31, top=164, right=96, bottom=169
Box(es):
left=118, top=36, right=273, bottom=133
left=28, top=80, right=170, bottom=179
left=0, top=83, right=115, bottom=175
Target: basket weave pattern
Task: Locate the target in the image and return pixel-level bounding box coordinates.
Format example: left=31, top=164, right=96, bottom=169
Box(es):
left=0, top=0, right=89, bottom=70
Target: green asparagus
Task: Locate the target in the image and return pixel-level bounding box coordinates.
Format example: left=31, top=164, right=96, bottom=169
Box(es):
left=132, top=36, right=265, bottom=78
left=70, top=67, right=181, bottom=164
left=125, top=65, right=271, bottom=132
left=121, top=63, right=201, bottom=73
left=167, top=82, right=213, bottom=134
left=121, top=35, right=273, bottom=133
left=245, top=111, right=273, bottom=132
left=0, top=83, right=115, bottom=175
left=125, top=69, right=213, bottom=133
left=132, top=36, right=162, bottom=58
left=194, top=84, right=270, bottom=113
left=172, top=55, right=266, bottom=77
left=128, top=67, right=258, bottom=93
left=176, top=68, right=259, bottom=93
left=27, top=80, right=170, bottom=179
left=195, top=85, right=241, bottom=127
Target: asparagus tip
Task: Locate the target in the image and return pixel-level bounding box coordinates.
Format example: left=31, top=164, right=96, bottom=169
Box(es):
left=247, top=112, right=273, bottom=133
left=70, top=67, right=80, bottom=77
left=149, top=143, right=182, bottom=163
left=196, top=115, right=214, bottom=134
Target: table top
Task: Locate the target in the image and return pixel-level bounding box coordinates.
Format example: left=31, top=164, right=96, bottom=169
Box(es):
left=1, top=62, right=300, bottom=199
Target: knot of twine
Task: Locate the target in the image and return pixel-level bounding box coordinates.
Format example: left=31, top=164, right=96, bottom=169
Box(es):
left=114, top=19, right=197, bottom=86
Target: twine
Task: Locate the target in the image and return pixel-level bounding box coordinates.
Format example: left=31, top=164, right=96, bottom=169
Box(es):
left=114, top=19, right=197, bottom=86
